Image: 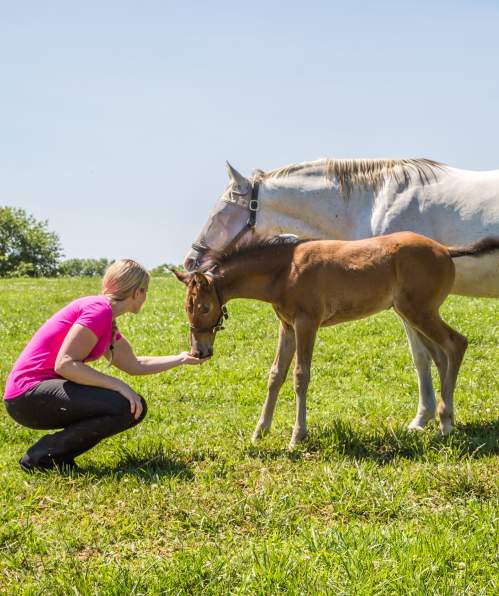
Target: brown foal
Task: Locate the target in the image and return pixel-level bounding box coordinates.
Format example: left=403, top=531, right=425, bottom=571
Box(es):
left=173, top=232, right=499, bottom=449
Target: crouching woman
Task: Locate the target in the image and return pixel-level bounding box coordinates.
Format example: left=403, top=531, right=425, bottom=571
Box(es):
left=3, top=259, right=207, bottom=472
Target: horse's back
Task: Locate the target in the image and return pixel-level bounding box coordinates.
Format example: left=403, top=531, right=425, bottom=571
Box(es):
left=293, top=231, right=448, bottom=267
left=288, top=233, right=455, bottom=322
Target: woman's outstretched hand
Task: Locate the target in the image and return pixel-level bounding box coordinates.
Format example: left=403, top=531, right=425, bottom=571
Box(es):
left=179, top=351, right=211, bottom=365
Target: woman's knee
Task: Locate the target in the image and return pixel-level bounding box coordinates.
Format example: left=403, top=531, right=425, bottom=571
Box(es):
left=111, top=393, right=147, bottom=428
left=135, top=396, right=148, bottom=424
left=124, top=395, right=148, bottom=427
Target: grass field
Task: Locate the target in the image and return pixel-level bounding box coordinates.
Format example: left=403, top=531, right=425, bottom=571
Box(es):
left=0, top=277, right=497, bottom=594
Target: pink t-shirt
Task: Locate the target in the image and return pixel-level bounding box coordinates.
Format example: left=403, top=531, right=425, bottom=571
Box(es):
left=4, top=296, right=122, bottom=400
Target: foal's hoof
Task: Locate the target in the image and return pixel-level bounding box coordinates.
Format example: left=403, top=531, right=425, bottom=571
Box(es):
left=408, top=422, right=425, bottom=432
left=438, top=424, right=454, bottom=437
left=251, top=428, right=269, bottom=444
left=408, top=414, right=434, bottom=432
left=288, top=432, right=307, bottom=451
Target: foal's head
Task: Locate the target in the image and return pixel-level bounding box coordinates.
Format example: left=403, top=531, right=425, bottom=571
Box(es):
left=172, top=270, right=225, bottom=358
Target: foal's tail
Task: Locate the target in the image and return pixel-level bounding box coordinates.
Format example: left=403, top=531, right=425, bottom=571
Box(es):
left=448, top=236, right=499, bottom=258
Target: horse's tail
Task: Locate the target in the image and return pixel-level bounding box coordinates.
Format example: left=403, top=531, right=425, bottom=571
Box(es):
left=448, top=236, right=499, bottom=258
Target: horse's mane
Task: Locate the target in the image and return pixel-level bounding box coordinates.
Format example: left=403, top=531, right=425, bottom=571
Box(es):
left=254, top=157, right=447, bottom=197
left=198, top=235, right=309, bottom=273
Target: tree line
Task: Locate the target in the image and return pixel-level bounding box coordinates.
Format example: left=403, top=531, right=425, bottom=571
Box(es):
left=0, top=206, right=176, bottom=277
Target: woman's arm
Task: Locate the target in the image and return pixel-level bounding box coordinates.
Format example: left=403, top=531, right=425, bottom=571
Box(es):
left=108, top=337, right=208, bottom=375
left=54, top=324, right=143, bottom=419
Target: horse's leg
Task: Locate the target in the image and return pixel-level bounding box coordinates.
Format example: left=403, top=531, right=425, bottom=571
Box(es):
left=399, top=317, right=437, bottom=430
left=396, top=303, right=467, bottom=435
left=289, top=317, right=318, bottom=450
left=252, top=321, right=296, bottom=443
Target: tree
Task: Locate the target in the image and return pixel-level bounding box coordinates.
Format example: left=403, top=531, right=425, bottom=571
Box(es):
left=150, top=263, right=181, bottom=277
left=0, top=207, right=62, bottom=277
left=58, top=258, right=111, bottom=277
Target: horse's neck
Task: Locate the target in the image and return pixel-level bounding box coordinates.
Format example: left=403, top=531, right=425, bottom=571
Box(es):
left=217, top=247, right=293, bottom=303
left=258, top=179, right=376, bottom=240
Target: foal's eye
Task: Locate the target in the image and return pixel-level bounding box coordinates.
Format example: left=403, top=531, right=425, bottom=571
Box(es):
left=200, top=303, right=210, bottom=314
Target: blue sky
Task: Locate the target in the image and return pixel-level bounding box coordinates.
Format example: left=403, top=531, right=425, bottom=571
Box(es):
left=1, top=1, right=498, bottom=266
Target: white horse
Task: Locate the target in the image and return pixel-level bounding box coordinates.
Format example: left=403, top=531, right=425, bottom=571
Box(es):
left=184, top=158, right=499, bottom=431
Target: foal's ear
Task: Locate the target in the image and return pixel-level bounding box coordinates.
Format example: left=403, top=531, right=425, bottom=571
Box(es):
left=169, top=267, right=190, bottom=285
left=192, top=272, right=210, bottom=287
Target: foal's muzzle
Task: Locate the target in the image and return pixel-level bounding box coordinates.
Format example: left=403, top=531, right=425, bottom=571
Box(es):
left=189, top=332, right=215, bottom=359
left=192, top=345, right=214, bottom=359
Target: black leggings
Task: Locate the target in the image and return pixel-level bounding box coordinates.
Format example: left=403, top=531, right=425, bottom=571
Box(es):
left=4, top=379, right=147, bottom=466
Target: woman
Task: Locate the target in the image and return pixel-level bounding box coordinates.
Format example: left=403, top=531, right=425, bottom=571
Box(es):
left=3, top=259, right=207, bottom=472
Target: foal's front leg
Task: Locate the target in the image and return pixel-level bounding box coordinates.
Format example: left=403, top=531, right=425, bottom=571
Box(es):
left=252, top=321, right=296, bottom=443
left=289, top=317, right=318, bottom=450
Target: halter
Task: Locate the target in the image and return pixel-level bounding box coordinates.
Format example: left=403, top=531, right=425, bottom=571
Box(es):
left=190, top=180, right=260, bottom=259
left=188, top=281, right=229, bottom=334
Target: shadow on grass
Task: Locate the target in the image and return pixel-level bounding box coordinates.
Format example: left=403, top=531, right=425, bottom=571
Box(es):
left=247, top=418, right=499, bottom=464
left=81, top=445, right=195, bottom=480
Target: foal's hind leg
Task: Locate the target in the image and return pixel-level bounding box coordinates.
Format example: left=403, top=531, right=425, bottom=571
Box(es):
left=400, top=318, right=437, bottom=430
left=252, top=321, right=295, bottom=443
left=396, top=304, right=467, bottom=435
left=401, top=317, right=447, bottom=430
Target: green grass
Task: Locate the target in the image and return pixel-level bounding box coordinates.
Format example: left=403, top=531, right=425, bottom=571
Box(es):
left=0, top=278, right=497, bottom=594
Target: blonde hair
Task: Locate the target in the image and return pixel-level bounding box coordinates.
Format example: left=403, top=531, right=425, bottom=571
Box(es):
left=102, top=259, right=150, bottom=301
left=102, top=259, right=150, bottom=364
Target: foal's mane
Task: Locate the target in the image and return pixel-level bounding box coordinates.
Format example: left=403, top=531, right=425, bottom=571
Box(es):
left=198, top=235, right=309, bottom=274
left=254, top=157, right=447, bottom=197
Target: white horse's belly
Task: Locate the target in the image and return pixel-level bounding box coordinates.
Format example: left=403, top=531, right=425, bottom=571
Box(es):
left=452, top=255, right=499, bottom=298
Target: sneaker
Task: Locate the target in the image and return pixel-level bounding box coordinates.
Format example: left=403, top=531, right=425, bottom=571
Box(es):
left=19, top=455, right=54, bottom=473
left=19, top=455, right=79, bottom=474
left=55, top=458, right=79, bottom=474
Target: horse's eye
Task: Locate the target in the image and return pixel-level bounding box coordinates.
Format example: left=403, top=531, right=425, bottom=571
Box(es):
left=200, top=303, right=210, bottom=314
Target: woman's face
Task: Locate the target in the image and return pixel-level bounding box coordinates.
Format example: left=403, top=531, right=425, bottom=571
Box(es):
left=131, top=287, right=148, bottom=313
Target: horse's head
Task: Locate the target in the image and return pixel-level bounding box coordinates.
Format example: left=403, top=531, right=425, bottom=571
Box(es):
left=184, top=162, right=256, bottom=271
left=172, top=270, right=227, bottom=358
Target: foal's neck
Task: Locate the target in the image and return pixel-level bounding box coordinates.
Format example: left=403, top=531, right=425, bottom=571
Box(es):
left=215, top=244, right=295, bottom=304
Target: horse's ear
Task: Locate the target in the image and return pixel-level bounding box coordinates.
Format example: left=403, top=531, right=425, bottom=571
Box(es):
left=226, top=161, right=250, bottom=192
left=169, top=267, right=190, bottom=285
